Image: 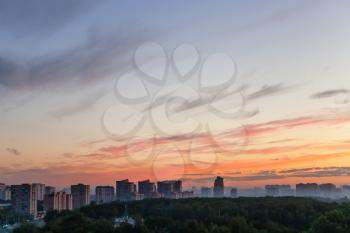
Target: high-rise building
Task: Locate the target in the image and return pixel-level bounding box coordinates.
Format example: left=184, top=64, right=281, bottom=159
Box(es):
left=213, top=176, right=224, bottom=198
left=11, top=184, right=37, bottom=217
left=32, top=183, right=45, bottom=201
left=296, top=183, right=319, bottom=197
left=319, top=183, right=337, bottom=198
left=265, top=185, right=294, bottom=197
left=45, top=186, right=56, bottom=195
left=116, top=180, right=136, bottom=201
left=173, top=180, right=182, bottom=193
left=230, top=188, right=238, bottom=198
left=265, top=185, right=280, bottom=197
left=71, top=184, right=90, bottom=209
left=279, top=185, right=294, bottom=196
left=44, top=192, right=72, bottom=212
left=342, top=185, right=350, bottom=198
left=0, top=183, right=11, bottom=201
left=138, top=180, right=156, bottom=198
left=201, top=187, right=211, bottom=198
left=181, top=191, right=194, bottom=198
left=96, top=186, right=115, bottom=204
left=157, top=180, right=182, bottom=198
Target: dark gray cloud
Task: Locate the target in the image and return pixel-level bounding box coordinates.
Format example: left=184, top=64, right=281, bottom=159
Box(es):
left=155, top=84, right=289, bottom=116
left=247, top=84, right=291, bottom=101
left=0, top=29, right=151, bottom=91
left=0, top=0, right=97, bottom=37
left=6, top=148, right=21, bottom=156
left=310, top=89, right=350, bottom=99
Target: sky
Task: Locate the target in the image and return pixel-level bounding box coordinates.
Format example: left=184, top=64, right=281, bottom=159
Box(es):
left=1, top=0, right=350, bottom=189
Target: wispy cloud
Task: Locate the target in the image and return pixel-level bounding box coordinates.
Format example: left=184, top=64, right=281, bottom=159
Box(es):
left=234, top=1, right=320, bottom=33
left=154, top=84, right=290, bottom=116
left=310, top=89, right=350, bottom=99
left=246, top=84, right=291, bottom=101
left=0, top=31, right=150, bottom=91
left=184, top=167, right=350, bottom=183
left=90, top=112, right=350, bottom=160
left=0, top=0, right=98, bottom=37
left=6, top=148, right=21, bottom=156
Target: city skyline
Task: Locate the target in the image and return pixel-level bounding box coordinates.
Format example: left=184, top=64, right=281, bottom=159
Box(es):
left=2, top=178, right=350, bottom=196
left=1, top=1, right=350, bottom=188
left=2, top=176, right=350, bottom=219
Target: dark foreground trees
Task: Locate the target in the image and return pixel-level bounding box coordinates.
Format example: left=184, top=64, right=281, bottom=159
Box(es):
left=13, top=197, right=350, bottom=233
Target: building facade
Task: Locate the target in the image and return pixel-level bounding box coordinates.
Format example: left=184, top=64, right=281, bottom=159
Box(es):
left=265, top=185, right=294, bottom=197
left=71, top=184, right=90, bottom=209
left=230, top=188, right=238, bottom=198
left=96, top=186, right=115, bottom=204
left=157, top=180, right=182, bottom=198
left=213, top=176, right=224, bottom=198
left=138, top=180, right=156, bottom=198
left=32, top=183, right=45, bottom=201
left=201, top=187, right=212, bottom=198
left=10, top=184, right=37, bottom=217
left=0, top=183, right=11, bottom=201
left=296, top=183, right=319, bottom=197
left=116, top=180, right=136, bottom=201
left=45, top=186, right=56, bottom=195
left=44, top=192, right=72, bottom=212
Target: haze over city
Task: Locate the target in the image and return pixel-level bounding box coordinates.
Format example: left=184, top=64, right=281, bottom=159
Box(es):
left=1, top=0, right=350, bottom=190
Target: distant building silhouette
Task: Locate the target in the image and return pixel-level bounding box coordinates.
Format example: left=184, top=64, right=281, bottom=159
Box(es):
left=45, top=186, right=55, bottom=195
left=342, top=185, right=350, bottom=197
left=11, top=184, right=37, bottom=217
left=116, top=179, right=136, bottom=201
left=44, top=191, right=72, bottom=212
left=0, top=183, right=11, bottom=201
left=71, top=184, right=90, bottom=209
left=201, top=187, right=211, bottom=198
left=230, top=188, right=238, bottom=198
left=157, top=180, right=182, bottom=198
left=181, top=191, right=194, bottom=198
left=265, top=185, right=280, bottom=197
left=32, top=183, right=45, bottom=201
left=265, top=185, right=293, bottom=197
left=296, top=183, right=318, bottom=197
left=213, top=176, right=224, bottom=198
left=96, top=186, right=115, bottom=204
left=138, top=180, right=157, bottom=198
left=319, top=183, right=336, bottom=197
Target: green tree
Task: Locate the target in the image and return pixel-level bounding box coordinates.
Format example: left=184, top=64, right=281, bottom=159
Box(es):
left=308, top=210, right=350, bottom=233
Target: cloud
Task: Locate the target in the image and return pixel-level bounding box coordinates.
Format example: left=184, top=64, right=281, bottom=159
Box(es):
left=0, top=0, right=98, bottom=37
left=49, top=88, right=106, bottom=120
left=184, top=167, right=350, bottom=183
left=0, top=28, right=152, bottom=92
left=310, top=89, right=350, bottom=99
left=93, top=112, right=350, bottom=160
left=284, top=167, right=350, bottom=178
left=246, top=113, right=350, bottom=138
left=246, top=84, right=291, bottom=101
left=155, top=84, right=289, bottom=116
left=6, top=148, right=21, bottom=156
left=234, top=1, right=319, bottom=33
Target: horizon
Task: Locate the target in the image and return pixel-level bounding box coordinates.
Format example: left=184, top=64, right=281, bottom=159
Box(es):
left=1, top=0, right=350, bottom=189
left=2, top=177, right=350, bottom=192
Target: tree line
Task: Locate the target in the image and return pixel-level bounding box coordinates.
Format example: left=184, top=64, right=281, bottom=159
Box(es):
left=13, top=197, right=350, bottom=233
